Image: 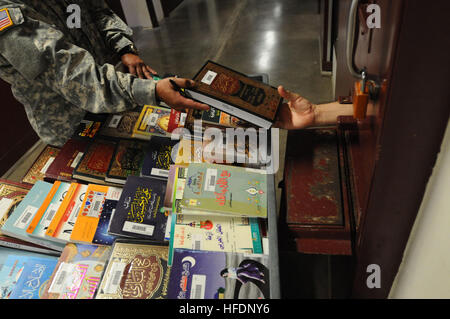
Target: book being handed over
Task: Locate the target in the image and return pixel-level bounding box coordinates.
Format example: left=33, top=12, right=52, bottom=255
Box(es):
left=184, top=61, right=282, bottom=129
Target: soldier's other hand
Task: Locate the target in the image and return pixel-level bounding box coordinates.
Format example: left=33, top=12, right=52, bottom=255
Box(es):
left=121, top=53, right=157, bottom=79
left=273, top=85, right=316, bottom=130
left=156, top=77, right=210, bottom=112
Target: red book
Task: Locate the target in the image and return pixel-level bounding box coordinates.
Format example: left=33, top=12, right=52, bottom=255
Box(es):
left=45, top=138, right=90, bottom=182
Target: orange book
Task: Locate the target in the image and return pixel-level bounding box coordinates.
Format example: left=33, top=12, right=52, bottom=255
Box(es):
left=26, top=181, right=61, bottom=234
left=45, top=182, right=79, bottom=239
left=70, top=184, right=111, bottom=244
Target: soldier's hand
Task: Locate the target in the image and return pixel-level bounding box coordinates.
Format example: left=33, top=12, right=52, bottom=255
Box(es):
left=156, top=77, right=210, bottom=111
left=273, top=85, right=316, bottom=130
left=121, top=53, right=157, bottom=79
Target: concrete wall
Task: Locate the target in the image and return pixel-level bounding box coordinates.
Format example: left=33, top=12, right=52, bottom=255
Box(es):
left=389, top=119, right=450, bottom=298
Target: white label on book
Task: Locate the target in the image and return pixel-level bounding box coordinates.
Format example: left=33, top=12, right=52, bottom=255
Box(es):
left=70, top=152, right=84, bottom=168
left=42, top=203, right=60, bottom=227
left=262, top=237, right=269, bottom=255
left=122, top=221, right=154, bottom=236
left=106, top=187, right=122, bottom=201
left=40, top=157, right=55, bottom=174
left=85, top=191, right=106, bottom=218
left=151, top=168, right=169, bottom=177
left=204, top=168, right=217, bottom=192
left=0, top=198, right=13, bottom=221
left=192, top=234, right=203, bottom=250
left=179, top=112, right=187, bottom=126
left=103, top=262, right=126, bottom=294
left=14, top=205, right=38, bottom=229
left=164, top=213, right=172, bottom=240
left=190, top=274, right=206, bottom=299
left=108, top=115, right=123, bottom=128
left=201, top=70, right=217, bottom=85
left=48, top=262, right=77, bottom=294
left=144, top=112, right=159, bottom=127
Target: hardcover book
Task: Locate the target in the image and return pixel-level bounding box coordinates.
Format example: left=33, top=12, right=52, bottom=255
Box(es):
left=1, top=181, right=65, bottom=252
left=22, top=146, right=61, bottom=185
left=98, top=109, right=142, bottom=139
left=70, top=185, right=122, bottom=244
left=168, top=249, right=270, bottom=299
left=26, top=181, right=72, bottom=241
left=45, top=139, right=90, bottom=183
left=96, top=241, right=171, bottom=299
left=72, top=139, right=117, bottom=184
left=42, top=243, right=112, bottom=299
left=45, top=183, right=88, bottom=244
left=184, top=61, right=282, bottom=129
left=0, top=250, right=58, bottom=299
left=171, top=214, right=263, bottom=254
left=132, top=105, right=186, bottom=140
left=108, top=176, right=168, bottom=242
left=181, top=163, right=268, bottom=218
left=105, top=139, right=147, bottom=185
left=140, top=136, right=179, bottom=179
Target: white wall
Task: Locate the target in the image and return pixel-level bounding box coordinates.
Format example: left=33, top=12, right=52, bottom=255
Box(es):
left=389, top=119, right=450, bottom=298
left=120, top=0, right=153, bottom=28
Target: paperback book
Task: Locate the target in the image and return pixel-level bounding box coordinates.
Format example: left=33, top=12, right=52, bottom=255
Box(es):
left=180, top=163, right=268, bottom=218
left=168, top=249, right=270, bottom=299
left=42, top=243, right=112, bottom=299
left=70, top=184, right=122, bottom=244
left=108, top=176, right=168, bottom=242
left=1, top=181, right=65, bottom=252
left=45, top=183, right=88, bottom=244
left=96, top=241, right=171, bottom=299
left=140, top=136, right=179, bottom=179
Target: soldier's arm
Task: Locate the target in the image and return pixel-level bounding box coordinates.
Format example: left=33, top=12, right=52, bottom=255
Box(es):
left=0, top=6, right=155, bottom=114
left=89, top=1, right=135, bottom=56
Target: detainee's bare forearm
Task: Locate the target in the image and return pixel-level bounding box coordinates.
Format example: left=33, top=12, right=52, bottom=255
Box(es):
left=313, top=101, right=354, bottom=126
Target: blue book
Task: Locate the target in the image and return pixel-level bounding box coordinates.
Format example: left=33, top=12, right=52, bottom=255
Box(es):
left=1, top=181, right=65, bottom=252
left=0, top=247, right=58, bottom=299
left=168, top=249, right=270, bottom=299
left=92, top=199, right=120, bottom=245
left=140, top=136, right=178, bottom=179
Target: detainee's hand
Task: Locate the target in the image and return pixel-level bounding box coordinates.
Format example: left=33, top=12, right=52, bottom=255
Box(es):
left=156, top=77, right=210, bottom=111
left=273, top=85, right=316, bottom=130
left=121, top=53, right=157, bottom=79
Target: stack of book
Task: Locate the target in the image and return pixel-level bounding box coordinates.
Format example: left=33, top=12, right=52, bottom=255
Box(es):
left=0, top=63, right=275, bottom=300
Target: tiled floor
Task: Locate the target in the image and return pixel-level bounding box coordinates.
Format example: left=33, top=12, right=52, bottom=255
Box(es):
left=3, top=0, right=353, bottom=298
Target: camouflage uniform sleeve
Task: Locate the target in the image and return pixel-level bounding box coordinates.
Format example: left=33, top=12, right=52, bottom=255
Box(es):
left=90, top=1, right=135, bottom=54
left=0, top=6, right=157, bottom=114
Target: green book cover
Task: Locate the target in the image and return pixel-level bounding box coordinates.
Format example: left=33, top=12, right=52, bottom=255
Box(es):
left=180, top=163, right=268, bottom=218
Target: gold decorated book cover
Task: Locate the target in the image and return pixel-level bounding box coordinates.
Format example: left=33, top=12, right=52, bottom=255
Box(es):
left=96, top=241, right=170, bottom=299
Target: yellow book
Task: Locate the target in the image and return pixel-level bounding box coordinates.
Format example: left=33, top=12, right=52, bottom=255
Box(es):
left=26, top=181, right=61, bottom=234
left=45, top=182, right=79, bottom=239
left=70, top=184, right=109, bottom=244
left=132, top=105, right=172, bottom=139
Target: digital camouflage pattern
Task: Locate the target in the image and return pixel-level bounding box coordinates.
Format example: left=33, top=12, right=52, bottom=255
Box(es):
left=0, top=0, right=157, bottom=146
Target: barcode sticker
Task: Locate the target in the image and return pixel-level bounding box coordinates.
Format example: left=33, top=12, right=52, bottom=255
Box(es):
left=204, top=168, right=217, bottom=192
left=43, top=203, right=59, bottom=227
left=192, top=234, right=203, bottom=250
left=103, top=262, right=126, bottom=294
left=189, top=274, right=206, bottom=299
left=122, top=221, right=154, bottom=236
left=48, top=262, right=77, bottom=294
left=108, top=115, right=123, bottom=128
left=40, top=157, right=55, bottom=174
left=179, top=113, right=187, bottom=126
left=144, top=113, right=159, bottom=127
left=106, top=187, right=122, bottom=201
left=14, top=205, right=38, bottom=229
left=85, top=191, right=106, bottom=218
left=201, top=70, right=217, bottom=85
left=151, top=168, right=169, bottom=177
left=70, top=152, right=84, bottom=168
